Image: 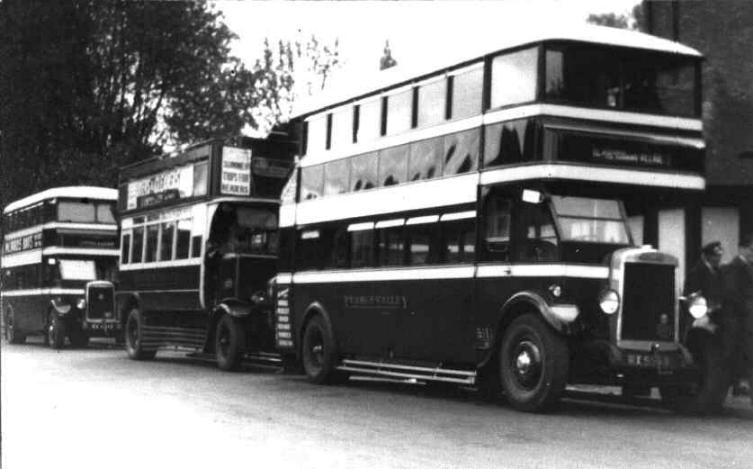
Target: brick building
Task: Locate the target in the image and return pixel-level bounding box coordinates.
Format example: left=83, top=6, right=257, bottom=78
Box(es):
left=643, top=0, right=753, bottom=264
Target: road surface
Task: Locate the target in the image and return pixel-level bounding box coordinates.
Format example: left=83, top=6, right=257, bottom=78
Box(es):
left=2, top=338, right=752, bottom=469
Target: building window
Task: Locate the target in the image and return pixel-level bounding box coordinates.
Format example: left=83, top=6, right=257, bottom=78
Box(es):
left=450, top=65, right=483, bottom=120
left=408, top=137, right=443, bottom=182
left=491, top=47, right=539, bottom=108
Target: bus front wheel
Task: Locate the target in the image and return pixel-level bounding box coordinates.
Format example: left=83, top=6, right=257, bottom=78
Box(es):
left=302, top=315, right=343, bottom=384
left=215, top=314, right=246, bottom=371
left=499, top=314, right=569, bottom=412
left=125, top=308, right=156, bottom=360
left=48, top=315, right=66, bottom=350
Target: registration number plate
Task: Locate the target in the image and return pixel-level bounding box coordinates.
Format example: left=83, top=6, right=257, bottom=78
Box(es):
left=626, top=352, right=671, bottom=369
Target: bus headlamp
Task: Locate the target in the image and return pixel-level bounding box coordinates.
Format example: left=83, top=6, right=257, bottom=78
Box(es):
left=688, top=295, right=708, bottom=319
left=598, top=290, right=620, bottom=315
left=76, top=298, right=87, bottom=310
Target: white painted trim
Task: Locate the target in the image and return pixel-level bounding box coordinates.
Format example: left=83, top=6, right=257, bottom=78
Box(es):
left=4, top=186, right=117, bottom=214
left=287, top=263, right=609, bottom=284
left=1, top=249, right=43, bottom=267
left=276, top=273, right=293, bottom=284
left=279, top=204, right=297, bottom=229
left=301, top=115, right=483, bottom=167
left=42, top=248, right=120, bottom=257
left=295, top=173, right=479, bottom=226
left=476, top=264, right=609, bottom=279
left=479, top=164, right=705, bottom=190
left=293, top=266, right=476, bottom=283
left=406, top=215, right=439, bottom=226
left=1, top=288, right=85, bottom=297
left=483, top=103, right=702, bottom=131
left=118, top=257, right=201, bottom=271
left=348, top=222, right=375, bottom=232
left=440, top=211, right=476, bottom=222
left=375, top=219, right=405, bottom=229
left=3, top=222, right=117, bottom=240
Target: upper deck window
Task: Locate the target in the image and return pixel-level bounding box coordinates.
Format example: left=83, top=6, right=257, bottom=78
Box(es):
left=544, top=44, right=699, bottom=117
left=417, top=78, right=446, bottom=127
left=306, top=114, right=328, bottom=153
left=386, top=88, right=414, bottom=135
left=58, top=201, right=115, bottom=223
left=450, top=65, right=483, bottom=120
left=490, top=47, right=539, bottom=109
left=330, top=106, right=354, bottom=149
left=356, top=98, right=382, bottom=143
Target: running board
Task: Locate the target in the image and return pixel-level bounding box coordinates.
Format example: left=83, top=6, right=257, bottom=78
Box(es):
left=337, top=359, right=477, bottom=385
left=185, top=351, right=283, bottom=366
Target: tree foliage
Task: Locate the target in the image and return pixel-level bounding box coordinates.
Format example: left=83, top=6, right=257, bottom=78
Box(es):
left=0, top=0, right=338, bottom=213
left=587, top=5, right=644, bottom=30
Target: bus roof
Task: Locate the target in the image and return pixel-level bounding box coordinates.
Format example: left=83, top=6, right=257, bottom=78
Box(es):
left=292, top=24, right=702, bottom=119
left=3, top=186, right=118, bottom=214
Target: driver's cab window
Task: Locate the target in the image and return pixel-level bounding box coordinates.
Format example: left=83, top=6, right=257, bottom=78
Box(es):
left=483, top=196, right=512, bottom=261
left=518, top=201, right=558, bottom=262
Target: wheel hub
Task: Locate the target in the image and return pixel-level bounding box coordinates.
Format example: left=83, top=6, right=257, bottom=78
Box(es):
left=511, top=340, right=542, bottom=389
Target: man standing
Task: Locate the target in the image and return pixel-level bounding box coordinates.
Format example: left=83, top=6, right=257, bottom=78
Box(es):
left=721, top=233, right=753, bottom=406
left=683, top=241, right=726, bottom=412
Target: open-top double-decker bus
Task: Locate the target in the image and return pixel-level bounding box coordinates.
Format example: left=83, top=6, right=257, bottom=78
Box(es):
left=274, top=24, right=709, bottom=411
left=117, top=134, right=295, bottom=370
left=1, top=186, right=120, bottom=348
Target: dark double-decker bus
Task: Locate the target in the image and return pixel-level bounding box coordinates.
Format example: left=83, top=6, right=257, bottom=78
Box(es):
left=117, top=135, right=295, bottom=370
left=274, top=25, right=710, bottom=411
left=1, top=186, right=120, bottom=348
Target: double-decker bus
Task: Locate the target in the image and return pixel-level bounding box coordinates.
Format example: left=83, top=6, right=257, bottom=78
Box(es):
left=274, top=25, right=709, bottom=411
left=1, top=186, right=119, bottom=348
left=117, top=135, right=295, bottom=370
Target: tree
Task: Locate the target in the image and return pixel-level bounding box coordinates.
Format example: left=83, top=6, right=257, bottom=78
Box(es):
left=0, top=0, right=274, bottom=211
left=587, top=4, right=644, bottom=30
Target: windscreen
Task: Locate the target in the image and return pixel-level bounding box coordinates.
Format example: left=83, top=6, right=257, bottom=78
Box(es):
left=233, top=207, right=279, bottom=255
left=550, top=196, right=631, bottom=244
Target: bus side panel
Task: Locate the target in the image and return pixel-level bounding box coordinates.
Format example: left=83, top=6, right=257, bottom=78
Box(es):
left=335, top=280, right=397, bottom=359
left=118, top=265, right=201, bottom=312
left=4, top=295, right=49, bottom=333
left=392, top=277, right=476, bottom=364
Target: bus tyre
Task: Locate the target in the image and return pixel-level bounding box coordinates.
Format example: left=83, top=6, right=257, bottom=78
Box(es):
left=4, top=309, right=25, bottom=344
left=302, top=315, right=342, bottom=384
left=48, top=316, right=66, bottom=350
left=215, top=314, right=246, bottom=371
left=499, top=314, right=569, bottom=412
left=125, top=308, right=156, bottom=360
left=69, top=327, right=90, bottom=348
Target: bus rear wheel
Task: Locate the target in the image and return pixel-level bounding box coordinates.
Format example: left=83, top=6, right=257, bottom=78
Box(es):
left=499, top=314, right=569, bottom=412
left=125, top=308, right=156, bottom=360
left=302, top=315, right=342, bottom=384
left=48, top=316, right=66, bottom=350
left=215, top=314, right=246, bottom=371
left=4, top=308, right=25, bottom=344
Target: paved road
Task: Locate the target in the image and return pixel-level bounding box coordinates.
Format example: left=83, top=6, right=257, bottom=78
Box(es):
left=2, top=339, right=752, bottom=469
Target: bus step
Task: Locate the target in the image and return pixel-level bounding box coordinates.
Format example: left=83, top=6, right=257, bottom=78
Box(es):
left=338, top=359, right=476, bottom=385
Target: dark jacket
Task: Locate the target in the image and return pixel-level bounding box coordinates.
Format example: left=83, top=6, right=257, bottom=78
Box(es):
left=722, top=256, right=753, bottom=321
left=685, top=259, right=724, bottom=311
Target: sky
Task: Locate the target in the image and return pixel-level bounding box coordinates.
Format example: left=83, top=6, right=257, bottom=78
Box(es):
left=215, top=0, right=640, bottom=131
left=218, top=0, right=640, bottom=75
